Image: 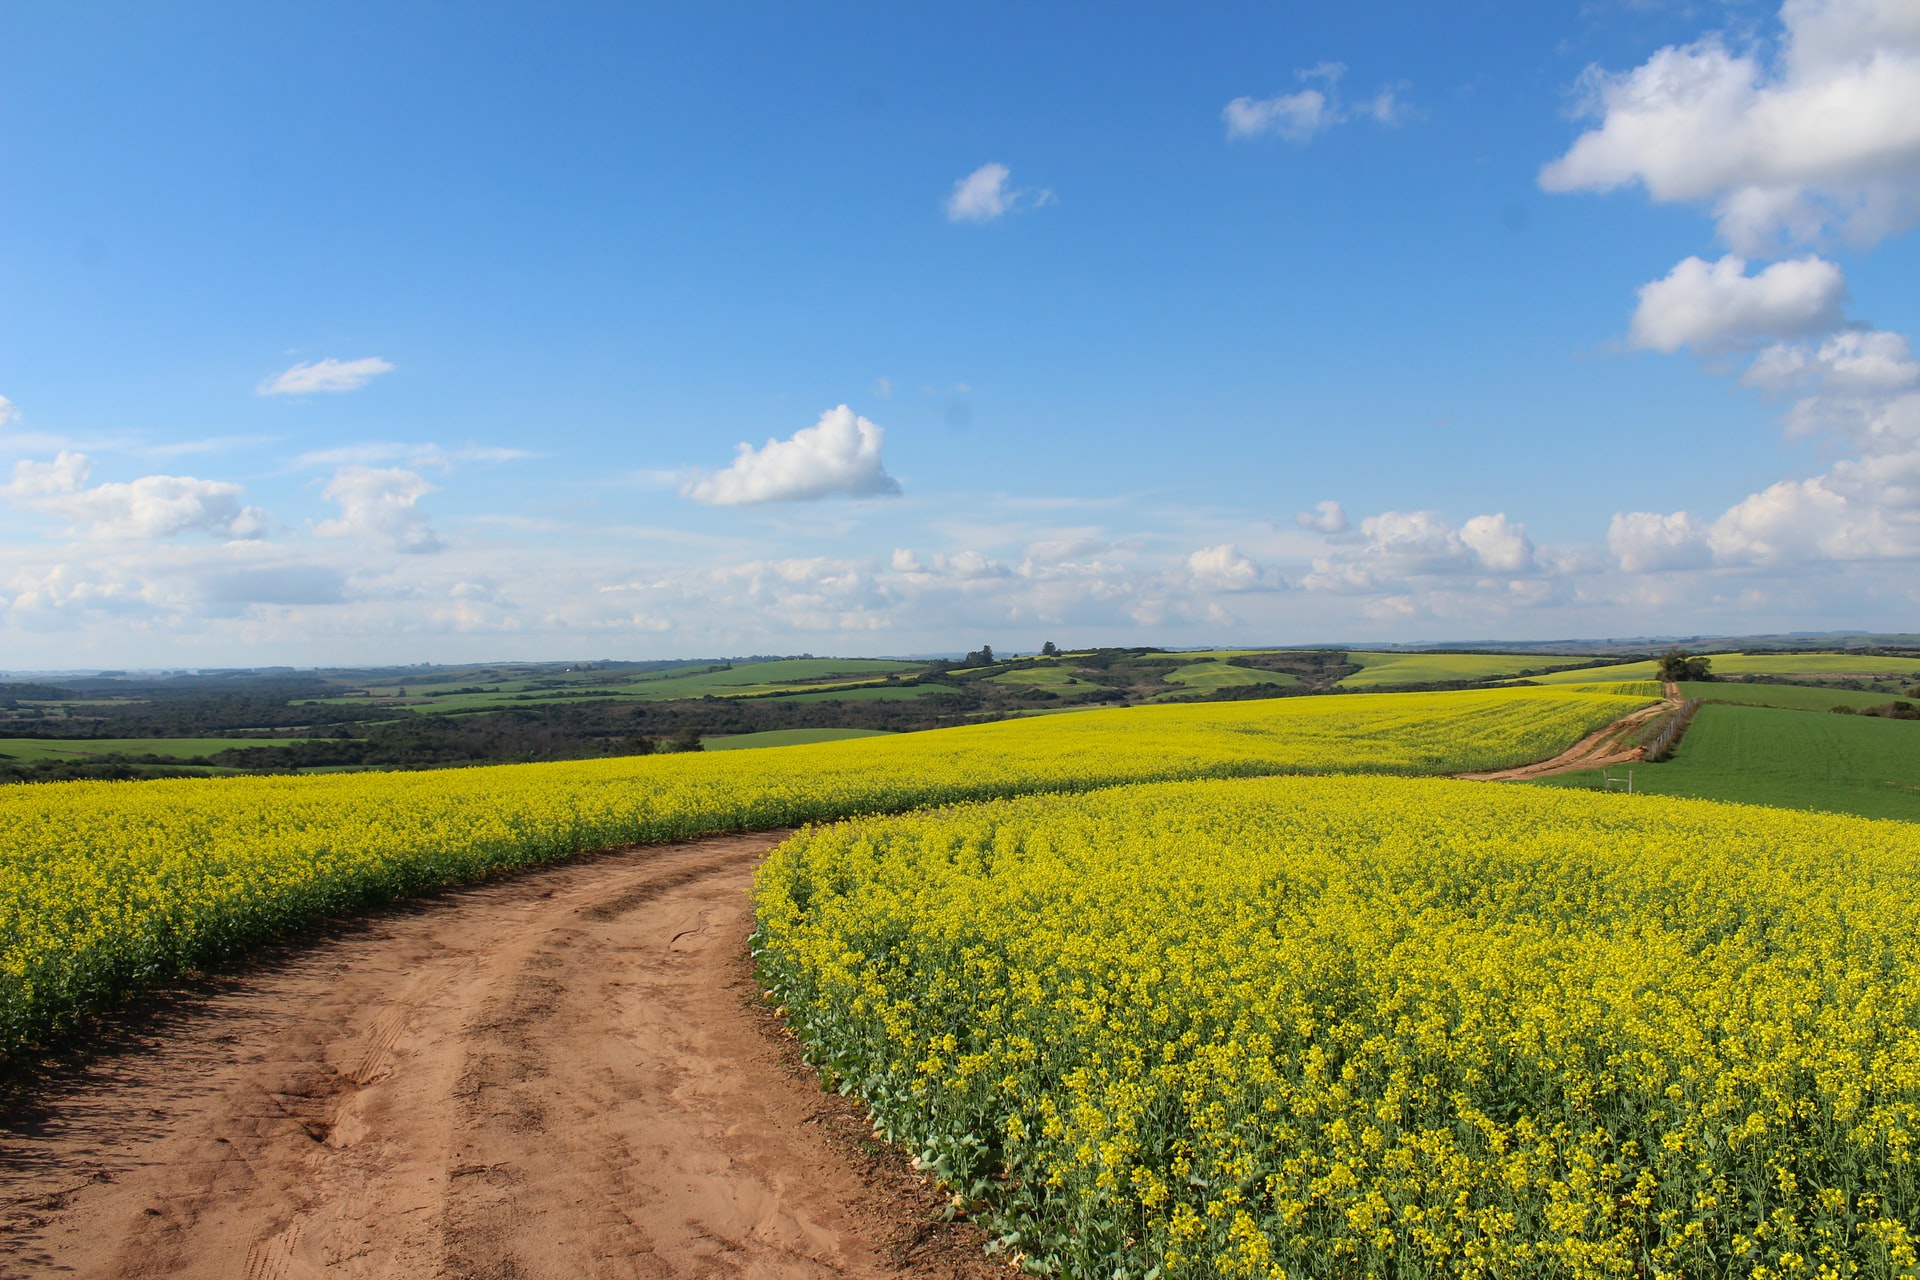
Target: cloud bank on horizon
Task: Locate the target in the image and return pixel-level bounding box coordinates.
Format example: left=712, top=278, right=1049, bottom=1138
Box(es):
left=2, top=0, right=1918, bottom=667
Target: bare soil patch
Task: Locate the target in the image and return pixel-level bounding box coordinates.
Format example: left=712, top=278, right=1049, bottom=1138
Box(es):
left=0, top=832, right=997, bottom=1279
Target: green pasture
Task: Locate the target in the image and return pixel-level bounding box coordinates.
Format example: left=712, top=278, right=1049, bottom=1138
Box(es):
left=1533, top=702, right=1920, bottom=823
left=1161, top=659, right=1295, bottom=691
left=773, top=684, right=956, bottom=704
left=702, top=728, right=896, bottom=751
left=1525, top=661, right=1662, bottom=685
left=1528, top=652, right=1920, bottom=688
left=986, top=665, right=1098, bottom=691
left=307, top=656, right=929, bottom=711
left=1710, top=652, right=1920, bottom=677
left=0, top=737, right=304, bottom=762
left=1338, top=651, right=1592, bottom=688
left=1679, top=681, right=1900, bottom=713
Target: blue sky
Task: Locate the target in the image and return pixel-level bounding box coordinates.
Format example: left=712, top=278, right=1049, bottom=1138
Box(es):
left=4, top=1, right=1919, bottom=666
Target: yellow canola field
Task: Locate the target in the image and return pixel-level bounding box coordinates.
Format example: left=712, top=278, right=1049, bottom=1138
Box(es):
left=0, top=688, right=1635, bottom=1057
left=756, top=775, right=1920, bottom=1280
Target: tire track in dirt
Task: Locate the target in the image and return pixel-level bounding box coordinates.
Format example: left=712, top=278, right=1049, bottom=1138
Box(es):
left=0, top=833, right=994, bottom=1280
left=1456, top=687, right=1680, bottom=782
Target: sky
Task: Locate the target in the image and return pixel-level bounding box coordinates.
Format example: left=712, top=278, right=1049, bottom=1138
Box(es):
left=3, top=0, right=1920, bottom=667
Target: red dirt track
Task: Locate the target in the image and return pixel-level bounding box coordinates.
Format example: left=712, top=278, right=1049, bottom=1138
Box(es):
left=0, top=833, right=993, bottom=1280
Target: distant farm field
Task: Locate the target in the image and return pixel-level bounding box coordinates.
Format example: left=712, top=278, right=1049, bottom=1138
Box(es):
left=1535, top=701, right=1920, bottom=822
left=703, top=728, right=895, bottom=750
left=1530, top=652, right=1920, bottom=686
left=1679, top=680, right=1902, bottom=712
left=1337, top=651, right=1592, bottom=687
left=1526, top=660, right=1663, bottom=684
left=1159, top=658, right=1292, bottom=691
left=0, top=736, right=303, bottom=762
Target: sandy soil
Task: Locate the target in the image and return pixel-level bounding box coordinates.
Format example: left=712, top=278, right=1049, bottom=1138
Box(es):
left=0, top=833, right=997, bottom=1280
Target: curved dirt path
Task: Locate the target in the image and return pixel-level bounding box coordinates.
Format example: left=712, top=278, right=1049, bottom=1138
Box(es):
left=0, top=833, right=992, bottom=1280
left=1456, top=690, right=1677, bottom=782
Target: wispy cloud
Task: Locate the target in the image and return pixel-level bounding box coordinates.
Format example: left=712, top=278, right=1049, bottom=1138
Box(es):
left=294, top=441, right=536, bottom=470
left=257, top=356, right=395, bottom=396
left=1224, top=63, right=1412, bottom=142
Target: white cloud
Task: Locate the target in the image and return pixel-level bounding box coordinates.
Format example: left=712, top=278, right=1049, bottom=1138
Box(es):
left=1224, top=63, right=1409, bottom=142
left=1608, top=510, right=1714, bottom=572
left=295, top=441, right=535, bottom=469
left=1187, top=543, right=1265, bottom=591
left=4, top=452, right=91, bottom=500
left=1224, top=89, right=1336, bottom=142
left=1628, top=254, right=1846, bottom=352
left=257, top=357, right=395, bottom=396
left=1540, top=0, right=1920, bottom=251
left=1459, top=513, right=1535, bottom=572
left=1302, top=509, right=1536, bottom=592
left=315, top=465, right=444, bottom=553
left=945, top=163, right=1052, bottom=223
left=0, top=396, right=18, bottom=427
left=1743, top=329, right=1920, bottom=392
left=682, top=405, right=901, bottom=505
left=2, top=451, right=267, bottom=540
left=1294, top=499, right=1349, bottom=533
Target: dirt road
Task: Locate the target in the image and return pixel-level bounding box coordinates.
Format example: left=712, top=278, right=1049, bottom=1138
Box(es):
left=1456, top=693, right=1676, bottom=782
left=0, top=833, right=992, bottom=1280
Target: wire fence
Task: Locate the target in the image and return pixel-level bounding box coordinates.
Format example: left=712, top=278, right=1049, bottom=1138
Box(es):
left=1644, top=697, right=1702, bottom=762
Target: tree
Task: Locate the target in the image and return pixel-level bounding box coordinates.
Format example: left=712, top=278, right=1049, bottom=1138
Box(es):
left=1040, top=641, right=1059, bottom=657
left=1656, top=649, right=1713, bottom=682
left=962, top=645, right=996, bottom=668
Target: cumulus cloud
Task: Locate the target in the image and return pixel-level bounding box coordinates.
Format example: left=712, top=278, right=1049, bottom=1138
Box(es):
left=1540, top=0, right=1920, bottom=252
left=1224, top=63, right=1409, bottom=142
left=1459, top=513, right=1534, bottom=572
left=682, top=405, right=900, bottom=506
left=1294, top=500, right=1350, bottom=533
left=2, top=451, right=267, bottom=540
left=315, top=465, right=444, bottom=553
left=1302, top=509, right=1536, bottom=592
left=1186, top=543, right=1266, bottom=591
left=1608, top=351, right=1920, bottom=572
left=0, top=396, right=18, bottom=427
left=944, top=163, right=1053, bottom=222
left=1628, top=254, right=1846, bottom=352
left=1743, top=329, right=1920, bottom=392
left=257, top=356, right=395, bottom=396
left=1608, top=510, right=1714, bottom=572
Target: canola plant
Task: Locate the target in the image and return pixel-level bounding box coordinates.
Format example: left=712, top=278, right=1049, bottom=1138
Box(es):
left=0, top=687, right=1633, bottom=1058
left=756, top=775, right=1920, bottom=1280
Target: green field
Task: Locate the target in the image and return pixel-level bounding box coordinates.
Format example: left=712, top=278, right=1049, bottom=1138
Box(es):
left=983, top=663, right=1095, bottom=692
left=1530, top=652, right=1920, bottom=687
left=1160, top=658, right=1295, bottom=691
left=1338, top=651, right=1593, bottom=688
left=1708, top=652, right=1920, bottom=677
left=306, top=657, right=930, bottom=711
left=0, top=737, right=303, bottom=761
left=774, top=684, right=957, bottom=703
left=1534, top=701, right=1920, bottom=822
left=703, top=728, right=896, bottom=751
left=1526, top=660, right=1662, bottom=685
left=1679, top=680, right=1902, bottom=712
